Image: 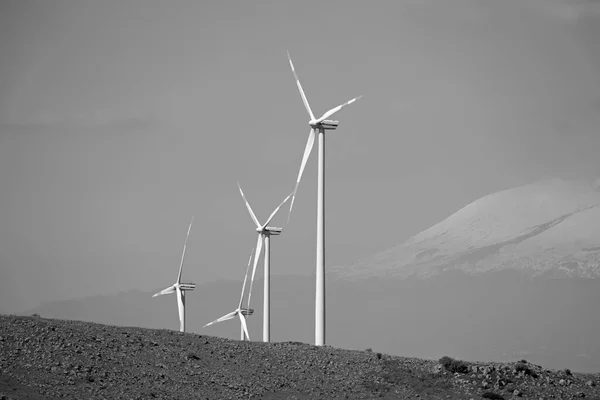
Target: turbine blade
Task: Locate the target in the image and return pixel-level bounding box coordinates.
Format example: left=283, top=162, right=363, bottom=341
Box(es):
left=316, top=95, right=363, bottom=123
left=238, top=247, right=254, bottom=309
left=287, top=128, right=315, bottom=222
left=237, top=183, right=261, bottom=228
left=247, top=234, right=263, bottom=309
left=262, top=192, right=292, bottom=229
left=287, top=51, right=315, bottom=121
left=152, top=285, right=175, bottom=297
left=177, top=215, right=195, bottom=283
left=239, top=313, right=250, bottom=341
left=176, top=288, right=184, bottom=331
left=204, top=311, right=237, bottom=327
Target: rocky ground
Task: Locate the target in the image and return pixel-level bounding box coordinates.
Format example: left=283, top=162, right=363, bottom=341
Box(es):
left=1, top=315, right=599, bottom=399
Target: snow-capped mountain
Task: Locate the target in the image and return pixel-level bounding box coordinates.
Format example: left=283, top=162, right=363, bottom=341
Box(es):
left=335, top=178, right=600, bottom=280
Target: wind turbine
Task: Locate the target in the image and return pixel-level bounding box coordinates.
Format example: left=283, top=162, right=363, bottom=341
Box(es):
left=152, top=216, right=196, bottom=333
left=237, top=183, right=292, bottom=343
left=204, top=249, right=255, bottom=341
left=286, top=51, right=363, bottom=346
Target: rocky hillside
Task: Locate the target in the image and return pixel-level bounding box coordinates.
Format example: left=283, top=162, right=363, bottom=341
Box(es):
left=1, top=315, right=600, bottom=400
left=21, top=272, right=600, bottom=374
left=334, top=178, right=600, bottom=280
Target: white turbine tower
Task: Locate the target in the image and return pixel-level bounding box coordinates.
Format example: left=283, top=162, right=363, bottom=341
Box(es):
left=204, top=249, right=255, bottom=341
left=286, top=52, right=362, bottom=346
left=152, top=216, right=196, bottom=333
left=237, top=183, right=292, bottom=343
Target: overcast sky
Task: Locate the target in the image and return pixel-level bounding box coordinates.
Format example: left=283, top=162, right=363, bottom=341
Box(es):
left=1, top=0, right=600, bottom=313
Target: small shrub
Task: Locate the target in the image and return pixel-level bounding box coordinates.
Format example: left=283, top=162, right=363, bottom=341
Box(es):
left=376, top=352, right=382, bottom=360
left=519, top=359, right=528, bottom=364
left=438, top=356, right=469, bottom=374
left=365, top=348, right=373, bottom=352
left=482, top=392, right=504, bottom=400
left=439, top=356, right=452, bottom=366
left=564, top=368, right=572, bottom=376
left=515, top=363, right=527, bottom=373
left=515, top=362, right=538, bottom=378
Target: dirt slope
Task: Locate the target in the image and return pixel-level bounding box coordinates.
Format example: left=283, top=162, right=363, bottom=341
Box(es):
left=1, top=315, right=599, bottom=400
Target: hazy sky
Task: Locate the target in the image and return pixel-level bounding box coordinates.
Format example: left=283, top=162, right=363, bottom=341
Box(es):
left=1, top=0, right=600, bottom=313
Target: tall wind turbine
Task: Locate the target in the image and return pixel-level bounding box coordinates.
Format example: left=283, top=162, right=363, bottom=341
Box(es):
left=286, top=52, right=363, bottom=346
left=237, top=183, right=292, bottom=343
left=204, top=249, right=255, bottom=341
left=152, top=216, right=197, bottom=333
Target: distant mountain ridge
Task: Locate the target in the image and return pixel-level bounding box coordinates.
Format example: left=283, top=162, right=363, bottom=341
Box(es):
left=334, top=178, right=600, bottom=280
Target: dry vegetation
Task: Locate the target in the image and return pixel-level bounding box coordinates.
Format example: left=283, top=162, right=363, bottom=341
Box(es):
left=1, top=315, right=599, bottom=399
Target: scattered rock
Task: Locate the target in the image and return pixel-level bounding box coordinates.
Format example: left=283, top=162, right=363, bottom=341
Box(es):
left=1, top=314, right=599, bottom=400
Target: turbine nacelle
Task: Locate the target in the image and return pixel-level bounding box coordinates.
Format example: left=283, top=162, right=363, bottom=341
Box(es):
left=240, top=307, right=254, bottom=316
left=256, top=226, right=283, bottom=236
left=177, top=282, right=196, bottom=291
left=309, top=119, right=339, bottom=130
